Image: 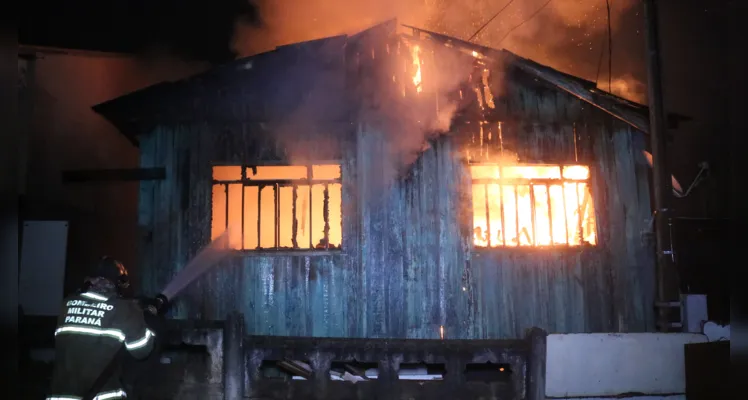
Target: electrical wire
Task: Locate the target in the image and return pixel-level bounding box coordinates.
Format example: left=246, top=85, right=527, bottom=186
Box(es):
left=595, top=35, right=606, bottom=85
left=496, top=0, right=555, bottom=46
left=467, top=0, right=517, bottom=42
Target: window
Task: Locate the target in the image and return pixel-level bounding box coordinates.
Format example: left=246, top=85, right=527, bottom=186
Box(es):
left=211, top=164, right=342, bottom=251
left=471, top=164, right=597, bottom=247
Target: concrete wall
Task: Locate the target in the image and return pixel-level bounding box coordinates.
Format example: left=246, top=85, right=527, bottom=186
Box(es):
left=545, top=333, right=707, bottom=399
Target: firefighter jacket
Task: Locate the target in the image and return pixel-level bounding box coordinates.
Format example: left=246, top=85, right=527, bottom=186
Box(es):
left=47, top=286, right=156, bottom=400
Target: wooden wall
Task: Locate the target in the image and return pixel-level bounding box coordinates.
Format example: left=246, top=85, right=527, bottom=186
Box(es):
left=134, top=26, right=654, bottom=339
left=138, top=115, right=655, bottom=339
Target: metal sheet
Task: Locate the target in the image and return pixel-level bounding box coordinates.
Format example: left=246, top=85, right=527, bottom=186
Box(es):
left=20, top=220, right=68, bottom=316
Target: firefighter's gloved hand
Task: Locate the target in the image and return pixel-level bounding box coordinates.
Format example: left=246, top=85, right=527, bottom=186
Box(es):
left=140, top=294, right=170, bottom=316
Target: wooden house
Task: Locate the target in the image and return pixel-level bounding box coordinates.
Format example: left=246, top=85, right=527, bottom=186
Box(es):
left=93, top=21, right=686, bottom=339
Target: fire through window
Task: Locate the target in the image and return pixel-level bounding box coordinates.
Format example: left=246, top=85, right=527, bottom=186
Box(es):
left=471, top=164, right=597, bottom=247
left=211, top=165, right=342, bottom=250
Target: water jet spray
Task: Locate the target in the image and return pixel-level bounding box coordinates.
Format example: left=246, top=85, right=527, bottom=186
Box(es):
left=143, top=227, right=235, bottom=315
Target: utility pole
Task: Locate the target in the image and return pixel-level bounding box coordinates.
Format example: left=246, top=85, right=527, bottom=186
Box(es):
left=642, top=0, right=677, bottom=332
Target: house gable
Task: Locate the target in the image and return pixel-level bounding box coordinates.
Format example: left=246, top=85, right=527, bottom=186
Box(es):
left=100, top=20, right=658, bottom=339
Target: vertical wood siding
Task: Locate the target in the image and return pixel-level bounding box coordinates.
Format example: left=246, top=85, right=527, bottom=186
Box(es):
left=138, top=114, right=654, bottom=338
left=136, top=28, right=653, bottom=339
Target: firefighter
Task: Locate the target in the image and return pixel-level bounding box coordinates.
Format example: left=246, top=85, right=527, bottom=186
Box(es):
left=47, top=256, right=168, bottom=400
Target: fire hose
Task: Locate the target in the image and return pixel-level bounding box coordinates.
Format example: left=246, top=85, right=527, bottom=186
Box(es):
left=83, top=230, right=235, bottom=400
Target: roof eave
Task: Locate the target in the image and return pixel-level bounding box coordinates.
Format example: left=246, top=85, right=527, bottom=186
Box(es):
left=401, top=24, right=693, bottom=134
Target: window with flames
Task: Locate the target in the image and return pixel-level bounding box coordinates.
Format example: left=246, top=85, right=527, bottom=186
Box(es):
left=211, top=165, right=343, bottom=251
left=471, top=164, right=597, bottom=247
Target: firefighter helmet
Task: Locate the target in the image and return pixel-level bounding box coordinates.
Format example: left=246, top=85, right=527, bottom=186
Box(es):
left=95, top=256, right=130, bottom=290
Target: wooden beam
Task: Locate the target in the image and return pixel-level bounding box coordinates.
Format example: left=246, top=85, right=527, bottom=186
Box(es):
left=62, top=168, right=165, bottom=183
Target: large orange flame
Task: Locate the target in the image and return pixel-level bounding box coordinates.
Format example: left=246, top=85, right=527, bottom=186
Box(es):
left=411, top=44, right=423, bottom=93
left=471, top=164, right=597, bottom=247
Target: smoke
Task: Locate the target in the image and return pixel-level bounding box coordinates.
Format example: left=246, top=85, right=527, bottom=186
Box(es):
left=609, top=73, right=647, bottom=103
left=231, top=0, right=649, bottom=188
left=233, top=0, right=646, bottom=101
left=232, top=0, right=430, bottom=55
left=262, top=29, right=476, bottom=182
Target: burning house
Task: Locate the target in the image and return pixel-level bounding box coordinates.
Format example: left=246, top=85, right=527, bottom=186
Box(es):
left=93, top=21, right=685, bottom=341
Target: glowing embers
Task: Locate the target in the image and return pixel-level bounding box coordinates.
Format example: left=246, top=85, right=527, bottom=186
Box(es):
left=471, top=164, right=596, bottom=248
left=211, top=165, right=342, bottom=251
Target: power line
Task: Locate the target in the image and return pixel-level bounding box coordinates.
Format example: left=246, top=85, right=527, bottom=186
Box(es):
left=605, top=0, right=613, bottom=91
left=496, top=0, right=555, bottom=46
left=595, top=34, right=606, bottom=85
left=468, top=0, right=517, bottom=42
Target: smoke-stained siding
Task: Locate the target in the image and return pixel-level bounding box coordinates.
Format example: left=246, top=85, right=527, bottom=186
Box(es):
left=132, top=23, right=654, bottom=339
left=467, top=120, right=655, bottom=337
left=137, top=112, right=654, bottom=338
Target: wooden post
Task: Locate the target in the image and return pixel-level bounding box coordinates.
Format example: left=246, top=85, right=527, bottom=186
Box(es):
left=526, top=327, right=548, bottom=400
left=310, top=352, right=333, bottom=400
left=643, top=0, right=678, bottom=332
left=223, top=312, right=244, bottom=400
left=18, top=54, right=36, bottom=197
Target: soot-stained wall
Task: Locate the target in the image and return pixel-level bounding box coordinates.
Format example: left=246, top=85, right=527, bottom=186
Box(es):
left=128, top=27, right=655, bottom=339
left=137, top=118, right=654, bottom=339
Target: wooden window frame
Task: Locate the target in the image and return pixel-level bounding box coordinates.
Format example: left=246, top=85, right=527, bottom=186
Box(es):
left=211, top=161, right=343, bottom=253
left=470, top=162, right=598, bottom=249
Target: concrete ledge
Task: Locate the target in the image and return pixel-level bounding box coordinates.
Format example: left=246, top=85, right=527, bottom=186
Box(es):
left=556, top=397, right=684, bottom=400
left=546, top=333, right=707, bottom=398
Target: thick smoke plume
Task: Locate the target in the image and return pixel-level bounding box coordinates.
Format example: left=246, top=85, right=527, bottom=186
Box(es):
left=234, top=0, right=646, bottom=102
left=233, top=0, right=648, bottom=189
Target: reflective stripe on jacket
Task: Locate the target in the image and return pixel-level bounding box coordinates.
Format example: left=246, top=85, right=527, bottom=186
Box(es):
left=47, top=388, right=128, bottom=399
left=49, top=290, right=155, bottom=398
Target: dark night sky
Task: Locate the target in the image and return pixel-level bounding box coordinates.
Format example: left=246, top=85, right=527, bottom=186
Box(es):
left=19, top=0, right=261, bottom=63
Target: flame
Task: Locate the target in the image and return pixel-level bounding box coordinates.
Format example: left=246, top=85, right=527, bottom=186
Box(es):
left=481, top=69, right=495, bottom=109
left=471, top=164, right=597, bottom=247
left=211, top=165, right=342, bottom=250
left=411, top=45, right=423, bottom=93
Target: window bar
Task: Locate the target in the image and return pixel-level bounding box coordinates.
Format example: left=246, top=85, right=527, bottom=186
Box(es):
left=576, top=182, right=583, bottom=244
left=498, top=169, right=506, bottom=246
left=529, top=184, right=537, bottom=246
left=274, top=184, right=279, bottom=250
left=580, top=186, right=592, bottom=242
left=484, top=183, right=491, bottom=247
left=513, top=185, right=520, bottom=246
left=308, top=166, right=313, bottom=250
left=240, top=167, right=245, bottom=250
left=546, top=185, right=553, bottom=245
left=292, top=185, right=299, bottom=249
left=323, top=183, right=330, bottom=250
left=560, top=183, right=569, bottom=246
left=256, top=184, right=262, bottom=250
left=224, top=184, right=229, bottom=249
